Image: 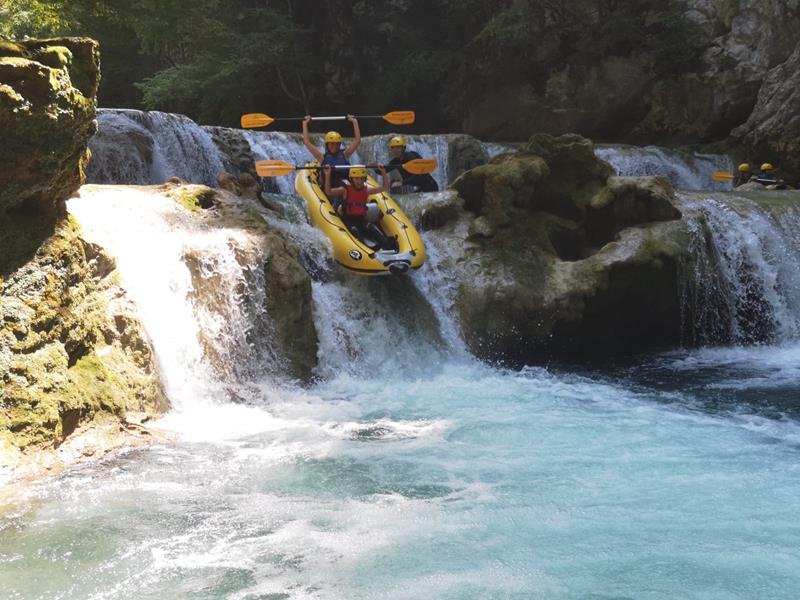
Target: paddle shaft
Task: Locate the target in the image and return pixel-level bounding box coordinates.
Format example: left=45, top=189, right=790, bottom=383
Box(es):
left=272, top=115, right=390, bottom=122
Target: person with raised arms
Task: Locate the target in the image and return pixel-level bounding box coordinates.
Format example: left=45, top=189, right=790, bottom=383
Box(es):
left=303, top=114, right=361, bottom=193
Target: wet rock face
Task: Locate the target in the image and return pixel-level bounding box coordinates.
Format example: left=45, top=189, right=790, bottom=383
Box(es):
left=445, top=134, right=688, bottom=364
left=463, top=2, right=800, bottom=151
left=732, top=42, right=800, bottom=183
left=0, top=218, right=168, bottom=449
left=0, top=38, right=99, bottom=217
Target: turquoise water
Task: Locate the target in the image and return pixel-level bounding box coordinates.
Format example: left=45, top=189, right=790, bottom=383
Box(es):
left=3, top=356, right=800, bottom=599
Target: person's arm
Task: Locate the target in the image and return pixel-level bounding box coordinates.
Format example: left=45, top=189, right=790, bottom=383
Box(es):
left=303, top=115, right=323, bottom=162
left=344, top=115, right=361, bottom=158
left=323, top=165, right=346, bottom=198
left=367, top=165, right=388, bottom=195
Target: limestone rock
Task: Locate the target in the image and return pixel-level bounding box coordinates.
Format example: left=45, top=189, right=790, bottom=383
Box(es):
left=442, top=138, right=686, bottom=363
left=0, top=38, right=99, bottom=218
left=1, top=218, right=168, bottom=449
left=731, top=41, right=800, bottom=183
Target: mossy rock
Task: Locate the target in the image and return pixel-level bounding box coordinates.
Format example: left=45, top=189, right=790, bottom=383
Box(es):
left=169, top=185, right=218, bottom=212
left=1, top=216, right=167, bottom=450
left=0, top=38, right=99, bottom=221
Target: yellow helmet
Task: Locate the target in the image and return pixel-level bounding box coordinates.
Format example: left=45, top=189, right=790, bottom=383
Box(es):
left=738, top=163, right=751, bottom=172
left=324, top=131, right=343, bottom=144
left=761, top=162, right=775, bottom=172
left=389, top=135, right=406, bottom=148
left=349, top=166, right=368, bottom=179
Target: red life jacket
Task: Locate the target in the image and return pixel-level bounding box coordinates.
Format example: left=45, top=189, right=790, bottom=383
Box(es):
left=343, top=183, right=369, bottom=217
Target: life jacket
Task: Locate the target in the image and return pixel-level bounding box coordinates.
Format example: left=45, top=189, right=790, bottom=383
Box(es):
left=343, top=183, right=369, bottom=217
left=322, top=149, right=349, bottom=185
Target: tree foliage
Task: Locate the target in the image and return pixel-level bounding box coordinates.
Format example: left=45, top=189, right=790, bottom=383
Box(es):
left=1, top=0, right=706, bottom=130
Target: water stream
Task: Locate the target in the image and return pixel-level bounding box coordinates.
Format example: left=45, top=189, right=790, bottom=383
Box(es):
left=3, top=117, right=800, bottom=599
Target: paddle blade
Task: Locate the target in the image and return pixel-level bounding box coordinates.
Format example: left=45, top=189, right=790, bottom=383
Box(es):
left=402, top=158, right=437, bottom=175
left=383, top=110, right=415, bottom=125
left=255, top=160, right=294, bottom=177
left=241, top=113, right=274, bottom=128
left=712, top=170, right=735, bottom=182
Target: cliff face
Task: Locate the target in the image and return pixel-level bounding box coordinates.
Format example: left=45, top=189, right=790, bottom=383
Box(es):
left=460, top=1, right=799, bottom=179
left=1, top=39, right=167, bottom=451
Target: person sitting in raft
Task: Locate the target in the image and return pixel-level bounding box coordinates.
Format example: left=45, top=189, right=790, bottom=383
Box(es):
left=734, top=163, right=752, bottom=187
left=302, top=114, right=361, bottom=198
left=753, top=162, right=790, bottom=189
left=386, top=135, right=439, bottom=193
left=323, top=164, right=394, bottom=249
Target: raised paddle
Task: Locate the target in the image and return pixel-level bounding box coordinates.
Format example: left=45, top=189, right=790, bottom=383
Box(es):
left=255, top=158, right=437, bottom=177
left=712, top=170, right=736, bottom=182
left=241, top=111, right=415, bottom=129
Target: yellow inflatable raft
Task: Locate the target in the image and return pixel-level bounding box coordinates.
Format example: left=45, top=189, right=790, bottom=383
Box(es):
left=294, top=164, right=426, bottom=275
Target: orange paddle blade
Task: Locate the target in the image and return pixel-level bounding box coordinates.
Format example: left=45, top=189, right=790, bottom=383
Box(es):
left=241, top=113, right=274, bottom=128
left=712, top=170, right=735, bottom=182
left=402, top=158, right=437, bottom=175
left=255, top=160, right=295, bottom=177
left=383, top=110, right=415, bottom=125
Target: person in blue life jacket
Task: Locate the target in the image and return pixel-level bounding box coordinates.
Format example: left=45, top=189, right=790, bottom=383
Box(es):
left=323, top=163, right=394, bottom=250
left=386, top=135, right=439, bottom=193
left=303, top=114, right=361, bottom=204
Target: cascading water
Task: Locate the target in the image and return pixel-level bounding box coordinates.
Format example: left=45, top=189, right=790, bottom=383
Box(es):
left=596, top=144, right=734, bottom=191
left=87, top=109, right=226, bottom=187
left=6, top=121, right=800, bottom=599
left=677, top=192, right=800, bottom=346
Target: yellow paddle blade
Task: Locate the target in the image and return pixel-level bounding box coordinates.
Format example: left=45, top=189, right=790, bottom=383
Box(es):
left=402, top=158, right=437, bottom=175
left=255, top=160, right=295, bottom=177
left=241, top=113, right=274, bottom=128
left=383, top=111, right=415, bottom=125
left=712, top=170, right=735, bottom=182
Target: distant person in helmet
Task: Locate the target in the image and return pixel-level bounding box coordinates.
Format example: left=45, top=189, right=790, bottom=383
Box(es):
left=302, top=114, right=361, bottom=190
left=323, top=164, right=394, bottom=249
left=753, top=162, right=789, bottom=189
left=734, top=163, right=752, bottom=187
left=386, top=136, right=439, bottom=193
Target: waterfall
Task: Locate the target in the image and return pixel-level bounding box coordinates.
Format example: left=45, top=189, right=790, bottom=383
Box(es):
left=678, top=193, right=800, bottom=345
left=87, top=109, right=225, bottom=187
left=67, top=186, right=284, bottom=409
left=596, top=144, right=734, bottom=191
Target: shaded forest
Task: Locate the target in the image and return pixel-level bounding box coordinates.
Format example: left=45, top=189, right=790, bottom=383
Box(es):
left=1, top=0, right=702, bottom=135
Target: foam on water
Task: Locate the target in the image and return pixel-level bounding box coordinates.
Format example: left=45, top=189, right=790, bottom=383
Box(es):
left=4, top=364, right=800, bottom=599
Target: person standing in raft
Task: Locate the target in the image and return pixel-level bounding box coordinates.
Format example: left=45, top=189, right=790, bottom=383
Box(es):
left=386, top=135, right=439, bottom=193
left=302, top=114, right=361, bottom=195
left=323, top=164, right=394, bottom=249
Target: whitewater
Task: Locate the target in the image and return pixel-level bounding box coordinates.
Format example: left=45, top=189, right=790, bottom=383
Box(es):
left=2, top=114, right=800, bottom=599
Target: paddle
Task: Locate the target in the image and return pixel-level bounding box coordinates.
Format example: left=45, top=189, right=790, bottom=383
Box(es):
left=241, top=111, right=415, bottom=129
left=255, top=158, right=437, bottom=177
left=712, top=170, right=735, bottom=182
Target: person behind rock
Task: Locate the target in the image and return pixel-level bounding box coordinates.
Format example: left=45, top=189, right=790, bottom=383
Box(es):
left=734, top=162, right=752, bottom=187
left=302, top=114, right=361, bottom=192
left=323, top=164, right=394, bottom=249
left=386, top=135, right=439, bottom=193
left=753, top=162, right=789, bottom=189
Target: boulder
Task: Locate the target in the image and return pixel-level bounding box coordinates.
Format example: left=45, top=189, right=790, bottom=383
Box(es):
left=0, top=38, right=99, bottom=218
left=443, top=134, right=687, bottom=364
left=1, top=38, right=169, bottom=452
left=1, top=218, right=168, bottom=449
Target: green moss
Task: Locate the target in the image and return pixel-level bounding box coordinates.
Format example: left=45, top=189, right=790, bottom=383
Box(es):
left=32, top=46, right=72, bottom=70
left=169, top=185, right=217, bottom=213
